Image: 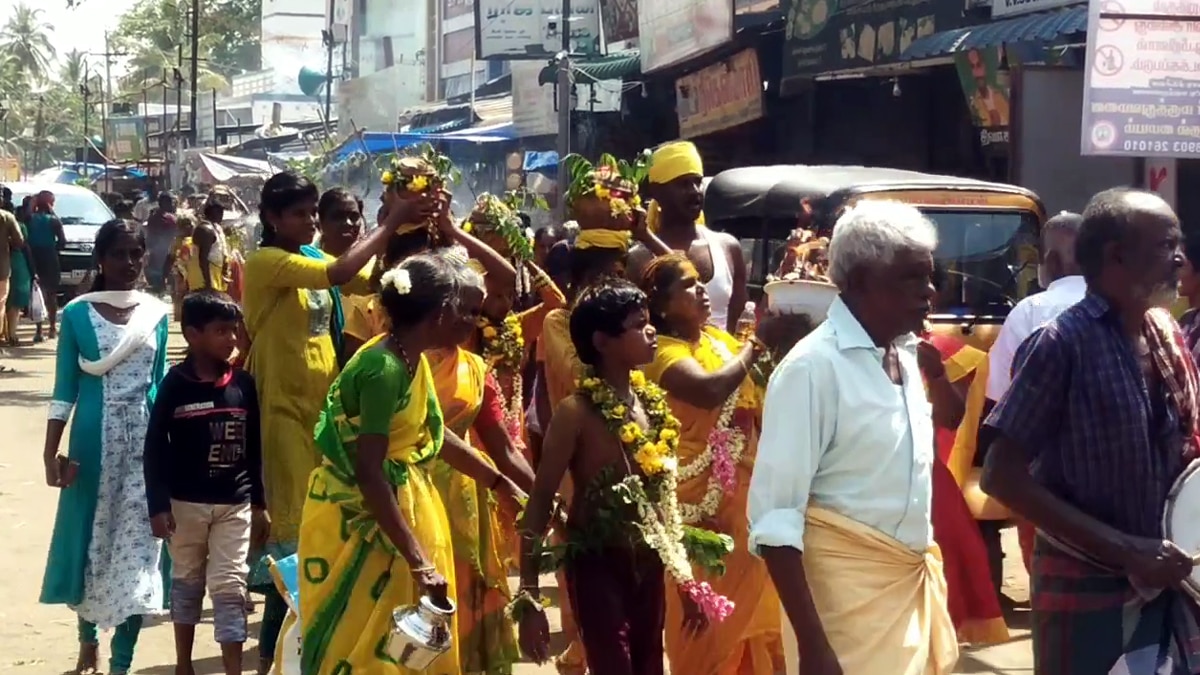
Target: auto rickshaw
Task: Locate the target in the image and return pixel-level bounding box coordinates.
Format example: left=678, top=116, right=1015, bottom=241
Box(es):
left=704, top=164, right=1047, bottom=592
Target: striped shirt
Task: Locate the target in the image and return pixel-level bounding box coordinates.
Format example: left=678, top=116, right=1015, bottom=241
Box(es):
left=984, top=292, right=1185, bottom=538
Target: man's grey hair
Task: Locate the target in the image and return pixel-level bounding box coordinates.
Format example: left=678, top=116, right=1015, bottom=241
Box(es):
left=828, top=200, right=939, bottom=290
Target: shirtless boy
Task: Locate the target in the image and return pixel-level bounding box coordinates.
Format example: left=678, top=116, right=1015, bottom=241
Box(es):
left=517, top=279, right=672, bottom=675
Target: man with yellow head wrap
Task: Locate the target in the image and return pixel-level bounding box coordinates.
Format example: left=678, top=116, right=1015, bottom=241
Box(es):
left=629, top=140, right=748, bottom=332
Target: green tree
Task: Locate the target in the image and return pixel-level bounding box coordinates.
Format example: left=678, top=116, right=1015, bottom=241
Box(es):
left=60, top=48, right=87, bottom=86
left=110, top=0, right=261, bottom=103
left=1, top=3, right=57, bottom=83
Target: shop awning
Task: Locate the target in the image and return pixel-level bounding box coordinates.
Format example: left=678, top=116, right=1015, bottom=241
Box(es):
left=538, top=50, right=641, bottom=86
left=331, top=124, right=517, bottom=162
left=900, top=5, right=1087, bottom=61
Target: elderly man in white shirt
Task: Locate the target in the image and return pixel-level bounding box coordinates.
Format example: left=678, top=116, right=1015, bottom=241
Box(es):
left=986, top=211, right=1085, bottom=401
left=979, top=210, right=1083, bottom=582
left=748, top=199, right=958, bottom=675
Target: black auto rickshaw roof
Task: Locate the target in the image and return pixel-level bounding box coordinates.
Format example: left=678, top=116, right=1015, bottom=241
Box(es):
left=703, top=165, right=1040, bottom=222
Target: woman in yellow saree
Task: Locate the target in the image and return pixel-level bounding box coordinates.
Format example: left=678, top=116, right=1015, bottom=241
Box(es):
left=640, top=254, right=784, bottom=675
left=299, top=254, right=526, bottom=675
left=428, top=260, right=534, bottom=674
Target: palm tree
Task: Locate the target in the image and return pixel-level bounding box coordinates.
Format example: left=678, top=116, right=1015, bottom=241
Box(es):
left=60, top=49, right=87, bottom=87
left=0, top=3, right=56, bottom=83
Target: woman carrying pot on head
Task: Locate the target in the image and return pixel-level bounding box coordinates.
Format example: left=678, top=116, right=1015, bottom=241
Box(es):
left=639, top=252, right=786, bottom=675
left=40, top=219, right=172, bottom=675
left=241, top=171, right=440, bottom=674
left=298, top=253, right=527, bottom=675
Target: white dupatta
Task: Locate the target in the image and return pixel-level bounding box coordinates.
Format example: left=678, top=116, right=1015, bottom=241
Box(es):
left=66, top=290, right=171, bottom=377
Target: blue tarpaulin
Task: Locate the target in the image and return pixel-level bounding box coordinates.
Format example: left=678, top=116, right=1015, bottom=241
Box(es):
left=332, top=123, right=516, bottom=162
left=523, top=151, right=558, bottom=173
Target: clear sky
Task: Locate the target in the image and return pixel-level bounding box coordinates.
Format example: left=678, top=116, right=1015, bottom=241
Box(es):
left=0, top=0, right=140, bottom=65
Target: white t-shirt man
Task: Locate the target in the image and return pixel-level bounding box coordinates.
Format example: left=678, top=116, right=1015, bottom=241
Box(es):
left=986, top=275, right=1087, bottom=400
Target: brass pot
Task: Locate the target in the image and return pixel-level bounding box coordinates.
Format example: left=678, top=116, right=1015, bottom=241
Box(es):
left=387, top=595, right=456, bottom=670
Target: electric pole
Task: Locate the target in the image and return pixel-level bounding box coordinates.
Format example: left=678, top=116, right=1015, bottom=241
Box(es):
left=88, top=33, right=127, bottom=191
left=323, top=0, right=335, bottom=135
left=189, top=0, right=200, bottom=146
left=554, top=0, right=572, bottom=222
left=32, top=96, right=44, bottom=172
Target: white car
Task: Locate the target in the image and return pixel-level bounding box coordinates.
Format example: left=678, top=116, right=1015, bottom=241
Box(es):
left=8, top=182, right=116, bottom=298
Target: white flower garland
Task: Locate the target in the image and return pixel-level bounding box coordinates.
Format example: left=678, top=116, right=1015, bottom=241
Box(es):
left=675, top=336, right=750, bottom=525
left=619, top=470, right=694, bottom=585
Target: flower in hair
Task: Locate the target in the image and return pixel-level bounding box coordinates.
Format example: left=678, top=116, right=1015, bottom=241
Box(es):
left=381, top=268, right=413, bottom=295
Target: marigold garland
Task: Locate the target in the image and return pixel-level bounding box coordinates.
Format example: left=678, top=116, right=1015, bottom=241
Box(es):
left=576, top=369, right=734, bottom=622
left=480, top=313, right=526, bottom=443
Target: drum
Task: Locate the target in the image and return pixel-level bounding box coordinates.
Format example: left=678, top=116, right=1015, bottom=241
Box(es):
left=1162, top=459, right=1200, bottom=601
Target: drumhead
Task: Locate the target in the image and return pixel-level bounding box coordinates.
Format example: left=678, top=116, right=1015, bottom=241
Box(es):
left=1162, top=459, right=1200, bottom=601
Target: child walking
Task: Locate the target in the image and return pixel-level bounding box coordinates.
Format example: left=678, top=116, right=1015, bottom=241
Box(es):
left=517, top=279, right=712, bottom=675
left=144, top=290, right=270, bottom=675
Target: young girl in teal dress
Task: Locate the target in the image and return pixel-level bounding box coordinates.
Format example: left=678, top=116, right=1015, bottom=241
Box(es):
left=40, top=219, right=172, bottom=675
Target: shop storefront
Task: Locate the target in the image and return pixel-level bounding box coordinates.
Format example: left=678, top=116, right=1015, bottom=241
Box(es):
left=776, top=0, right=981, bottom=174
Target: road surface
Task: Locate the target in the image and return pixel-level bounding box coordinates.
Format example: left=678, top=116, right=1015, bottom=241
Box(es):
left=0, top=322, right=1034, bottom=673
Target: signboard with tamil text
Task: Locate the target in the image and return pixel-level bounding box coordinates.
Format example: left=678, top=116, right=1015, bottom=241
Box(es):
left=474, top=0, right=601, bottom=60
left=1081, top=0, right=1200, bottom=157
left=675, top=49, right=765, bottom=137
left=993, top=0, right=1081, bottom=19
left=638, top=0, right=733, bottom=73
left=781, top=0, right=963, bottom=79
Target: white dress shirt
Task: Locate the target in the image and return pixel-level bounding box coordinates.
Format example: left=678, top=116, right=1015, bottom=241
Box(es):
left=747, top=296, right=935, bottom=554
left=985, top=275, right=1086, bottom=401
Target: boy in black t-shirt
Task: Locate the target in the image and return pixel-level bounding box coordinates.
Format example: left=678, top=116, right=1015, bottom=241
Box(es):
left=144, top=290, right=269, bottom=675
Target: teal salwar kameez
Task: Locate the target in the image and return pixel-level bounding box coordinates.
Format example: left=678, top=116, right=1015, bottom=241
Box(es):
left=40, top=293, right=173, bottom=673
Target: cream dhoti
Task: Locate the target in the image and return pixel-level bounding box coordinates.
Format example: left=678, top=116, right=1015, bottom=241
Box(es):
left=781, top=507, right=959, bottom=675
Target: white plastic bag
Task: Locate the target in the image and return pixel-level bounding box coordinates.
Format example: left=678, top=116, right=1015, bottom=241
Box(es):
left=28, top=281, right=47, bottom=324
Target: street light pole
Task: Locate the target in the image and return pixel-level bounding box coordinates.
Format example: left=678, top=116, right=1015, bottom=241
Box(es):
left=554, top=0, right=572, bottom=223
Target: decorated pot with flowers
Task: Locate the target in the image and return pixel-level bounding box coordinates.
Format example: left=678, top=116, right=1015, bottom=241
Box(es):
left=462, top=193, right=534, bottom=261
left=562, top=151, right=651, bottom=231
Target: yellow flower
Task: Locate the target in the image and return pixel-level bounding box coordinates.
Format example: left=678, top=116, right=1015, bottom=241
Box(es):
left=582, top=377, right=601, bottom=390
left=656, top=441, right=671, bottom=456
left=635, top=443, right=664, bottom=474
left=631, top=195, right=642, bottom=208
left=658, top=428, right=678, bottom=442
left=462, top=221, right=473, bottom=234
left=630, top=371, right=646, bottom=388
left=482, top=326, right=499, bottom=339
left=594, top=185, right=611, bottom=200
left=608, top=403, right=627, bottom=419
left=618, top=423, right=640, bottom=445
left=381, top=170, right=395, bottom=184
left=409, top=175, right=430, bottom=192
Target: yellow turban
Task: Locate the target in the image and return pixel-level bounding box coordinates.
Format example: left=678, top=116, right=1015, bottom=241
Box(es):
left=575, top=228, right=632, bottom=251
left=648, top=141, right=703, bottom=185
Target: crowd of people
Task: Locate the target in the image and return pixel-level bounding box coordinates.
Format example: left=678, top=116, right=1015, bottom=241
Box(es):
left=12, top=138, right=1200, bottom=675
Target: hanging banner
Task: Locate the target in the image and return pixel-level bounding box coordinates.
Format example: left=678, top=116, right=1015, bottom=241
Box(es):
left=676, top=49, right=764, bottom=137
left=953, top=46, right=1011, bottom=151
left=1081, top=0, right=1200, bottom=157
left=638, top=0, right=733, bottom=73
left=781, top=0, right=962, bottom=79
left=106, top=116, right=146, bottom=162
left=474, top=0, right=601, bottom=60
left=599, top=0, right=639, bottom=46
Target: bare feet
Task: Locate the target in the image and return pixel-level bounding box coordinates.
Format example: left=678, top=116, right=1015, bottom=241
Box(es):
left=74, top=642, right=99, bottom=675
left=257, top=656, right=274, bottom=675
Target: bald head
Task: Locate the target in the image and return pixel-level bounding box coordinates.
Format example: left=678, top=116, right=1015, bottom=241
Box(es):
left=1076, top=188, right=1179, bottom=282
left=1040, top=211, right=1083, bottom=282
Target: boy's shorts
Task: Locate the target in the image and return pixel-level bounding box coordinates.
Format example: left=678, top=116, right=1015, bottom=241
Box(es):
left=167, top=500, right=253, bottom=643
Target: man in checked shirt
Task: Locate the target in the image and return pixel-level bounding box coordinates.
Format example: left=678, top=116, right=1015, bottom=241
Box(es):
left=982, top=187, right=1200, bottom=674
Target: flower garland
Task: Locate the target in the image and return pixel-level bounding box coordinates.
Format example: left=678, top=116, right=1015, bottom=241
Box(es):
left=561, top=151, right=651, bottom=218
left=480, top=313, right=525, bottom=442
left=674, top=335, right=752, bottom=525
left=462, top=193, right=535, bottom=262
left=577, top=370, right=734, bottom=622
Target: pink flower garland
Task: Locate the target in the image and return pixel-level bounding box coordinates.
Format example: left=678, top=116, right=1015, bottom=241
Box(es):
left=706, top=428, right=738, bottom=493
left=681, top=579, right=735, bottom=622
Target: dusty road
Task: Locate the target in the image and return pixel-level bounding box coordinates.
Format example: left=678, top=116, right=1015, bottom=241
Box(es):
left=0, top=322, right=1034, bottom=674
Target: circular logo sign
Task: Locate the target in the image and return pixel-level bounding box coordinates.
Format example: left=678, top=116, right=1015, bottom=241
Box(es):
left=1090, top=121, right=1118, bottom=150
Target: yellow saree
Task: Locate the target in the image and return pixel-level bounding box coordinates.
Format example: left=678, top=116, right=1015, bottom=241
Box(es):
left=426, top=348, right=519, bottom=674
left=298, top=340, right=460, bottom=675
left=645, top=327, right=784, bottom=675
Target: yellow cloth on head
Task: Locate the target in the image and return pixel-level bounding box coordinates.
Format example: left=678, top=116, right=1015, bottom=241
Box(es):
left=645, top=328, right=783, bottom=675
left=780, top=507, right=958, bottom=675
left=649, top=141, right=704, bottom=184
left=574, top=228, right=632, bottom=251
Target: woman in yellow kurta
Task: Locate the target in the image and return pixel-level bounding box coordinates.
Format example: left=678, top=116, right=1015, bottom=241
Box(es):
left=299, top=253, right=527, bottom=675
left=244, top=173, right=440, bottom=672
left=186, top=198, right=230, bottom=293
left=640, top=254, right=784, bottom=675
